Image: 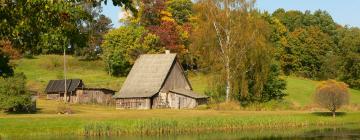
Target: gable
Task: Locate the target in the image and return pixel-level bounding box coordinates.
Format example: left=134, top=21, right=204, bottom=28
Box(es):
left=160, top=61, right=191, bottom=92
left=114, top=54, right=177, bottom=98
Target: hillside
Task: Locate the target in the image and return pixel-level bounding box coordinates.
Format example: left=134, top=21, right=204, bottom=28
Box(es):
left=13, top=55, right=360, bottom=107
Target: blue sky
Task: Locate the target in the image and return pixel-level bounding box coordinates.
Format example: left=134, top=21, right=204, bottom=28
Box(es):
left=101, top=0, right=360, bottom=28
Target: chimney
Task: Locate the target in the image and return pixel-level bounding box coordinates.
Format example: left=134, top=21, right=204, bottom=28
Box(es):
left=165, top=50, right=170, bottom=54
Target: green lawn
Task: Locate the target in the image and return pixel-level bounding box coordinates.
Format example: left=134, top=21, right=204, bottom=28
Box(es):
left=285, top=76, right=360, bottom=106
left=13, top=55, right=360, bottom=107
left=1, top=99, right=360, bottom=137
left=13, top=55, right=126, bottom=92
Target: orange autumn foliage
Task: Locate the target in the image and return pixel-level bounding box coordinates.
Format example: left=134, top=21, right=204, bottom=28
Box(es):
left=0, top=40, right=21, bottom=59
left=314, top=80, right=349, bottom=117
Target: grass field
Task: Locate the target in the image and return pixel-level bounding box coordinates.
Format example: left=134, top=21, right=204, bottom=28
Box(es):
left=1, top=99, right=360, bottom=137
left=13, top=55, right=360, bottom=107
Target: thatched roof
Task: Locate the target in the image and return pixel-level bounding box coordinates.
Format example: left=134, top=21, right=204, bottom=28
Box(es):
left=114, top=54, right=177, bottom=98
left=170, top=89, right=208, bottom=99
left=45, top=79, right=84, bottom=93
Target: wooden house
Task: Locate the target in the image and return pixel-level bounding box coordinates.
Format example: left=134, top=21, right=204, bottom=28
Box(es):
left=114, top=52, right=208, bottom=109
left=45, top=79, right=115, bottom=105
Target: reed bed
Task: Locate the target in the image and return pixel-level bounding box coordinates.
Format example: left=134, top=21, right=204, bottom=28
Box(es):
left=81, top=115, right=356, bottom=136
left=1, top=112, right=360, bottom=138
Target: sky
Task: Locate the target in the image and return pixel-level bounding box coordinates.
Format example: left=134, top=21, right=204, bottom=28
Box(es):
left=101, top=0, right=360, bottom=28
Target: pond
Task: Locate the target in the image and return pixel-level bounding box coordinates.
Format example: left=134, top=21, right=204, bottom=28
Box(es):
left=6, top=124, right=360, bottom=140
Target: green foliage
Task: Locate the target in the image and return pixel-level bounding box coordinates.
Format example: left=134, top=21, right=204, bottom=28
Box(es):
left=76, top=11, right=113, bottom=60
left=102, top=25, right=162, bottom=76
left=268, top=9, right=360, bottom=86
left=261, top=64, right=287, bottom=102
left=0, top=73, right=32, bottom=112
left=0, top=1, right=92, bottom=54
left=194, top=0, right=286, bottom=103
left=338, top=27, right=360, bottom=89
left=340, top=53, right=360, bottom=89
left=166, top=0, right=193, bottom=24
left=285, top=26, right=335, bottom=79
left=0, top=50, right=14, bottom=77
left=204, top=76, right=226, bottom=103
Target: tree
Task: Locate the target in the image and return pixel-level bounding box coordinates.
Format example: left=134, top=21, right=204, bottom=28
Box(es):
left=268, top=9, right=344, bottom=80
left=0, top=0, right=130, bottom=56
left=260, top=64, right=287, bottom=102
left=285, top=26, right=335, bottom=79
left=76, top=5, right=113, bottom=60
left=102, top=25, right=161, bottom=76
left=0, top=1, right=93, bottom=54
left=0, top=73, right=32, bottom=112
left=338, top=27, right=360, bottom=89
left=340, top=53, right=360, bottom=89
left=166, top=0, right=193, bottom=24
left=314, top=80, right=349, bottom=118
left=136, top=0, right=193, bottom=54
left=193, top=0, right=273, bottom=102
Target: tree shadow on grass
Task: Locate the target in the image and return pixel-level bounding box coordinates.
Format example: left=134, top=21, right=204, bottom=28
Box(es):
left=5, top=108, right=42, bottom=114
left=311, top=112, right=347, bottom=117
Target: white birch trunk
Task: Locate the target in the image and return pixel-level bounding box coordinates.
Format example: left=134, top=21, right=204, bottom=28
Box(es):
left=225, top=55, right=231, bottom=102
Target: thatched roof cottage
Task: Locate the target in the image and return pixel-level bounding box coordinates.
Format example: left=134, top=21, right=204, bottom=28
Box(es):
left=114, top=52, right=208, bottom=109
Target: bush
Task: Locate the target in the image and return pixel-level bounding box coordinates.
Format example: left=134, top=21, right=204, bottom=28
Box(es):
left=314, top=80, right=349, bottom=117
left=0, top=73, right=33, bottom=112
left=0, top=50, right=14, bottom=77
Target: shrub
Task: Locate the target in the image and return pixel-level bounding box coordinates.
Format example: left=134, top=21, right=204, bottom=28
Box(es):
left=0, top=40, right=21, bottom=59
left=314, top=80, right=349, bottom=117
left=0, top=50, right=14, bottom=77
left=0, top=73, right=33, bottom=112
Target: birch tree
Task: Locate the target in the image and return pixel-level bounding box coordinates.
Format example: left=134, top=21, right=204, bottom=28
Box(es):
left=193, top=0, right=271, bottom=102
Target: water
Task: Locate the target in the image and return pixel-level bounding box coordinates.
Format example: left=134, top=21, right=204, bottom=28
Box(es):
left=3, top=126, right=360, bottom=140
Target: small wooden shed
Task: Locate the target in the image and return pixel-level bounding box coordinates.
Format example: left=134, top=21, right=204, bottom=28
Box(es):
left=45, top=80, right=116, bottom=105
left=45, top=79, right=84, bottom=102
left=114, top=53, right=208, bottom=109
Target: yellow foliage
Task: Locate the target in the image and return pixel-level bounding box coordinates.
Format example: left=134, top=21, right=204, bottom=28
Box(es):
left=316, top=80, right=348, bottom=93
left=160, top=10, right=175, bottom=22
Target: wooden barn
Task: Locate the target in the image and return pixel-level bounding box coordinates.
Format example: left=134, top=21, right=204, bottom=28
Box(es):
left=114, top=52, right=208, bottom=109
left=45, top=79, right=115, bottom=105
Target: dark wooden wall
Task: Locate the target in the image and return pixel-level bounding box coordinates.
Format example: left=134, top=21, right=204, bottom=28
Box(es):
left=116, top=98, right=151, bottom=109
